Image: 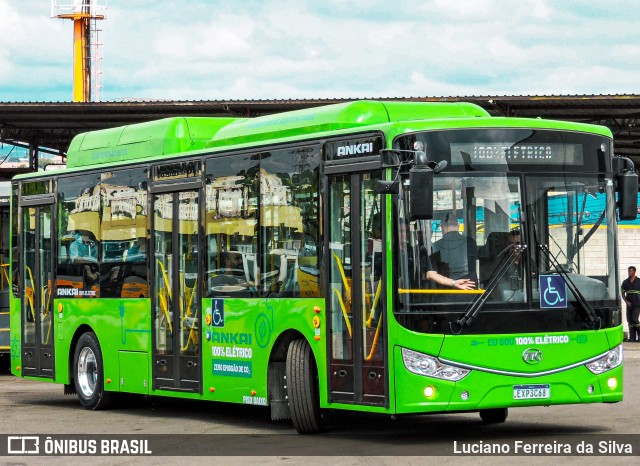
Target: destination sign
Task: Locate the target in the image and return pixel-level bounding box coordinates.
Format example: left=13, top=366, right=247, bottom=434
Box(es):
left=450, top=143, right=584, bottom=166
left=152, top=160, right=202, bottom=181
left=20, top=180, right=52, bottom=196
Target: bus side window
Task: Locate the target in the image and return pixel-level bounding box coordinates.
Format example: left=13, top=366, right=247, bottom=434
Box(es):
left=100, top=168, right=149, bottom=299
left=206, top=146, right=321, bottom=298
left=57, top=174, right=101, bottom=298
left=260, top=146, right=321, bottom=297
left=206, top=155, right=258, bottom=297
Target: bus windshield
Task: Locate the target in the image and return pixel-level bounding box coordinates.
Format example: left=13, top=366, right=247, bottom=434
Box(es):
left=394, top=132, right=618, bottom=335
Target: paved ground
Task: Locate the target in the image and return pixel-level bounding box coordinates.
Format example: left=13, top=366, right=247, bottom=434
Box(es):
left=0, top=343, right=638, bottom=465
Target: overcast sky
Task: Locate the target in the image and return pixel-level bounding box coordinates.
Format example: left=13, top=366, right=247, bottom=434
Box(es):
left=1, top=0, right=639, bottom=102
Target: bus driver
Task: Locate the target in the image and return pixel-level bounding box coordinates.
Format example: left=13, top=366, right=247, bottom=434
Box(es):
left=429, top=213, right=478, bottom=287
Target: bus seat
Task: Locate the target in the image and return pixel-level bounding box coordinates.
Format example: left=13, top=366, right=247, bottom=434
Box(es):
left=242, top=252, right=257, bottom=283
left=479, top=232, right=510, bottom=283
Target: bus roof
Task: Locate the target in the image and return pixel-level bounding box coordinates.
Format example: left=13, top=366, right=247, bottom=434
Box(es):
left=205, top=100, right=489, bottom=148
left=66, top=116, right=243, bottom=168
left=64, top=101, right=489, bottom=168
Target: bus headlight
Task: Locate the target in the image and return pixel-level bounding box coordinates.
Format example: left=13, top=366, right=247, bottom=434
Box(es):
left=401, top=347, right=470, bottom=381
left=585, top=345, right=623, bottom=374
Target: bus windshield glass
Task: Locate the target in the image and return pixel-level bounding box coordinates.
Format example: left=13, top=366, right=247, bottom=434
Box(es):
left=393, top=129, right=618, bottom=335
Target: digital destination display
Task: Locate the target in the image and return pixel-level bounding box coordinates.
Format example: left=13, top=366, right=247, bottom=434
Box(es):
left=449, top=143, right=584, bottom=166
left=153, top=160, right=202, bottom=181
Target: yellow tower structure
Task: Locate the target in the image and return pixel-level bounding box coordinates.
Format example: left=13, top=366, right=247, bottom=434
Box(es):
left=51, top=1, right=106, bottom=102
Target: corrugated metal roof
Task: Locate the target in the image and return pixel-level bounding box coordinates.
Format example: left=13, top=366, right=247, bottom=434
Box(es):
left=2, top=95, right=640, bottom=174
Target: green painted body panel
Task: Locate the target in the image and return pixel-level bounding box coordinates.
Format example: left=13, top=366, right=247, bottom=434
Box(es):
left=206, top=101, right=489, bottom=149
left=66, top=117, right=242, bottom=168
left=387, top=115, right=613, bottom=139
left=390, top=326, right=623, bottom=414
left=439, top=331, right=610, bottom=372
left=9, top=295, right=21, bottom=371
left=195, top=298, right=324, bottom=405
left=118, top=351, right=149, bottom=394
left=51, top=298, right=151, bottom=387
left=12, top=295, right=325, bottom=403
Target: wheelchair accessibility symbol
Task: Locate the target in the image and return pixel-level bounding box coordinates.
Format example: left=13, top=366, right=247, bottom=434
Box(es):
left=211, top=298, right=224, bottom=327
left=539, top=275, right=567, bottom=308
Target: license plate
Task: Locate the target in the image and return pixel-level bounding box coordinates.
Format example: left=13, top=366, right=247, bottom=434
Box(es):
left=513, top=384, right=550, bottom=399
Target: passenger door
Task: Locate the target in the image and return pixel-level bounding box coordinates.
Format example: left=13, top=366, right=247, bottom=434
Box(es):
left=20, top=202, right=55, bottom=378
left=326, top=170, right=387, bottom=405
left=150, top=162, right=202, bottom=392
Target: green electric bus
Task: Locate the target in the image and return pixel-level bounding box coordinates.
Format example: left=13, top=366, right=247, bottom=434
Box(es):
left=9, top=100, right=637, bottom=433
left=0, top=181, right=10, bottom=368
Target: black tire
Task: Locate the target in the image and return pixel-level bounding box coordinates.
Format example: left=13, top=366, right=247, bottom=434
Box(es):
left=286, top=339, right=322, bottom=434
left=73, top=332, right=112, bottom=410
left=479, top=408, right=508, bottom=424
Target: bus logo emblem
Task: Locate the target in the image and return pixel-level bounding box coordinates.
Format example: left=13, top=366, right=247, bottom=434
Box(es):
left=337, top=143, right=373, bottom=157
left=522, top=348, right=543, bottom=364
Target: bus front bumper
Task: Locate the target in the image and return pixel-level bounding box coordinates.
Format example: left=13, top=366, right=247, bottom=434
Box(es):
left=394, top=346, right=623, bottom=414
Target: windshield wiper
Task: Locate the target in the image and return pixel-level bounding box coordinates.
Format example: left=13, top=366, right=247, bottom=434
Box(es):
left=451, top=244, right=526, bottom=333
left=537, top=243, right=601, bottom=328
left=577, top=209, right=605, bottom=251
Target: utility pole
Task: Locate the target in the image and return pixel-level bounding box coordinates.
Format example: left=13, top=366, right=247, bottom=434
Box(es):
left=52, top=1, right=106, bottom=102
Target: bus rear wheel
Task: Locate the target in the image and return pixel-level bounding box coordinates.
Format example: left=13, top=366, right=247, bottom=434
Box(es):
left=479, top=408, right=508, bottom=424
left=286, top=339, right=322, bottom=434
left=73, top=332, right=112, bottom=410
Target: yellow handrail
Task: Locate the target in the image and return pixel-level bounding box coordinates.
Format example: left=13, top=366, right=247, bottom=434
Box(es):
left=181, top=277, right=198, bottom=352
left=184, top=277, right=197, bottom=318
left=156, top=259, right=174, bottom=337
left=156, top=259, right=173, bottom=302
left=398, top=288, right=485, bottom=294
left=364, top=280, right=383, bottom=361
left=1, top=264, right=9, bottom=289
left=25, top=266, right=36, bottom=322
left=332, top=287, right=352, bottom=338
left=330, top=252, right=354, bottom=338
left=366, top=280, right=382, bottom=328
left=181, top=325, right=198, bottom=352
left=333, top=253, right=351, bottom=304
left=158, top=289, right=172, bottom=333
left=43, top=285, right=53, bottom=345
left=365, top=313, right=383, bottom=361
left=181, top=329, right=198, bottom=352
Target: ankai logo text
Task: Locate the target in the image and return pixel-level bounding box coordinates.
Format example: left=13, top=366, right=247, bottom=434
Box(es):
left=337, top=143, right=373, bottom=157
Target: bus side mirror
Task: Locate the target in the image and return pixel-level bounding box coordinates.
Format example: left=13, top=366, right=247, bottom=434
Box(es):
left=375, top=179, right=399, bottom=194
left=409, top=166, right=434, bottom=220
left=618, top=170, right=638, bottom=220
left=380, top=150, right=401, bottom=168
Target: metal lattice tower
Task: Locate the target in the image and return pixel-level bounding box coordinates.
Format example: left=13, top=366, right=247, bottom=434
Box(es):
left=51, top=1, right=107, bottom=102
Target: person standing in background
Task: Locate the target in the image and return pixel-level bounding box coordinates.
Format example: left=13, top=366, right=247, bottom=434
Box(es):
left=621, top=266, right=640, bottom=342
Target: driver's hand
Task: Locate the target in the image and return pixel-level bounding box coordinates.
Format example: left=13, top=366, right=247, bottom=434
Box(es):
left=453, top=279, right=476, bottom=290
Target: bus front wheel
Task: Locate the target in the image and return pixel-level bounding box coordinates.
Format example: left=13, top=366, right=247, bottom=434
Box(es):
left=286, top=339, right=322, bottom=434
left=479, top=408, right=508, bottom=424
left=73, top=332, right=112, bottom=410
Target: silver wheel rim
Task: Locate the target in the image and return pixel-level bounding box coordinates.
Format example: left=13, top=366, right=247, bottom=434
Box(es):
left=77, top=346, right=97, bottom=398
